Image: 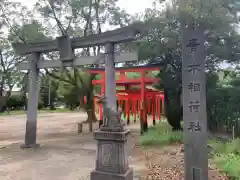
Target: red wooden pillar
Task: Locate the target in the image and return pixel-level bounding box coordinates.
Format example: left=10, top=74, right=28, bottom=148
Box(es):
left=132, top=99, right=137, bottom=123
left=147, top=97, right=151, bottom=114
left=161, top=95, right=165, bottom=115
left=119, top=72, right=125, bottom=80
left=121, top=99, right=124, bottom=109
left=137, top=99, right=141, bottom=113
left=155, top=96, right=158, bottom=120
left=119, top=98, right=122, bottom=109
left=140, top=70, right=148, bottom=134
left=159, top=96, right=162, bottom=121
left=155, top=96, right=158, bottom=121
left=152, top=96, right=156, bottom=126
left=126, top=97, right=130, bottom=125
left=99, top=72, right=105, bottom=127
left=159, top=100, right=161, bottom=121
left=122, top=96, right=126, bottom=118
left=96, top=97, right=100, bottom=115
left=93, top=96, right=97, bottom=114
left=118, top=95, right=125, bottom=119
left=158, top=96, right=161, bottom=121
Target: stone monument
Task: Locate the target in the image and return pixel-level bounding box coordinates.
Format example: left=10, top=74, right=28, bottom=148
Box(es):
left=182, top=25, right=208, bottom=180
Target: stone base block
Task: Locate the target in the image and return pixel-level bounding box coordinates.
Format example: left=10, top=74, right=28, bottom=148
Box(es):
left=20, top=143, right=40, bottom=149
left=91, top=168, right=133, bottom=180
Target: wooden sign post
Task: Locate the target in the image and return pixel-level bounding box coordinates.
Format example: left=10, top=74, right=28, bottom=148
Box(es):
left=182, top=26, right=208, bottom=180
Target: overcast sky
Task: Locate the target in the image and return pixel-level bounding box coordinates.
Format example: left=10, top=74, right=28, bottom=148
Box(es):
left=10, top=0, right=155, bottom=15
left=7, top=0, right=230, bottom=82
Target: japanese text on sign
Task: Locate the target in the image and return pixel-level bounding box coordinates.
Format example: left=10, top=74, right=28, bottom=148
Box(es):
left=188, top=100, right=200, bottom=112
left=188, top=82, right=200, bottom=92
left=186, top=38, right=200, bottom=53
left=187, top=64, right=201, bottom=74
left=188, top=121, right=201, bottom=132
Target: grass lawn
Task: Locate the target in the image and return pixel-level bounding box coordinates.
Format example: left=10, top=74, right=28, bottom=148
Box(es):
left=140, top=122, right=183, bottom=146
left=0, top=108, right=74, bottom=116
left=140, top=122, right=240, bottom=180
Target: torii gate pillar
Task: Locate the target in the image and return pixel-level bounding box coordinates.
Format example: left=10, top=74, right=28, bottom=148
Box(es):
left=21, top=52, right=40, bottom=148
left=90, top=43, right=133, bottom=180
left=104, top=43, right=117, bottom=110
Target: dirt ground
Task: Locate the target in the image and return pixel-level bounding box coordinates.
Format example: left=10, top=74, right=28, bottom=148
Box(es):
left=0, top=112, right=146, bottom=180
left=0, top=112, right=228, bottom=180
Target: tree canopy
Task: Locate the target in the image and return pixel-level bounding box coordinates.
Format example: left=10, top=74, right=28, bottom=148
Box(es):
left=1, top=0, right=240, bottom=132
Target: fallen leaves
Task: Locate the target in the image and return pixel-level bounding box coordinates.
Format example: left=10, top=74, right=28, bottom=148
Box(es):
left=139, top=145, right=229, bottom=180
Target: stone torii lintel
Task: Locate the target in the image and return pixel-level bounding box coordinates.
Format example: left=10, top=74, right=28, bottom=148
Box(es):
left=12, top=22, right=147, bottom=55
left=17, top=52, right=138, bottom=70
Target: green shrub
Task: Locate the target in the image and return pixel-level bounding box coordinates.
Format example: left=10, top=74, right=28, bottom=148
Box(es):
left=207, top=87, right=240, bottom=134
left=211, top=141, right=227, bottom=154
left=140, top=122, right=240, bottom=180
left=140, top=122, right=183, bottom=146
left=38, top=99, right=44, bottom=109
left=213, top=153, right=240, bottom=180
left=226, top=139, right=240, bottom=155
left=6, top=95, right=25, bottom=110
left=211, top=138, right=240, bottom=155
left=211, top=138, right=240, bottom=180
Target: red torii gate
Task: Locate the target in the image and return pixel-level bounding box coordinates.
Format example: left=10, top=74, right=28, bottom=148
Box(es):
left=88, top=65, right=165, bottom=128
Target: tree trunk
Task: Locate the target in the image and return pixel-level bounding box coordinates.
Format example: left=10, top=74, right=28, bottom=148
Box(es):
left=140, top=109, right=144, bottom=135
left=84, top=109, right=97, bottom=132
left=83, top=89, right=97, bottom=123
left=23, top=94, right=27, bottom=110
left=0, top=96, right=8, bottom=113
left=0, top=98, right=4, bottom=112
left=167, top=111, right=182, bottom=131
left=86, top=109, right=97, bottom=123
left=165, top=89, right=183, bottom=131
left=0, top=77, right=4, bottom=97
left=0, top=76, right=5, bottom=112
left=140, top=101, right=148, bottom=135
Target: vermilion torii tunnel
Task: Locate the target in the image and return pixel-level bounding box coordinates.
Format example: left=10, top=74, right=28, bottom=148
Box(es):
left=85, top=64, right=165, bottom=133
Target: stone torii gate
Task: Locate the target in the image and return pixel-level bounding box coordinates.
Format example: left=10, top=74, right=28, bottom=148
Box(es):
left=13, top=23, right=144, bottom=180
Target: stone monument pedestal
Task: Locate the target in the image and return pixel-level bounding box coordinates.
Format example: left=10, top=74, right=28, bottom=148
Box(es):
left=91, top=128, right=133, bottom=180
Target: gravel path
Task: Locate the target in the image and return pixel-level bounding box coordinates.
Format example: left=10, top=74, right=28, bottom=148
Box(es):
left=0, top=112, right=146, bottom=180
